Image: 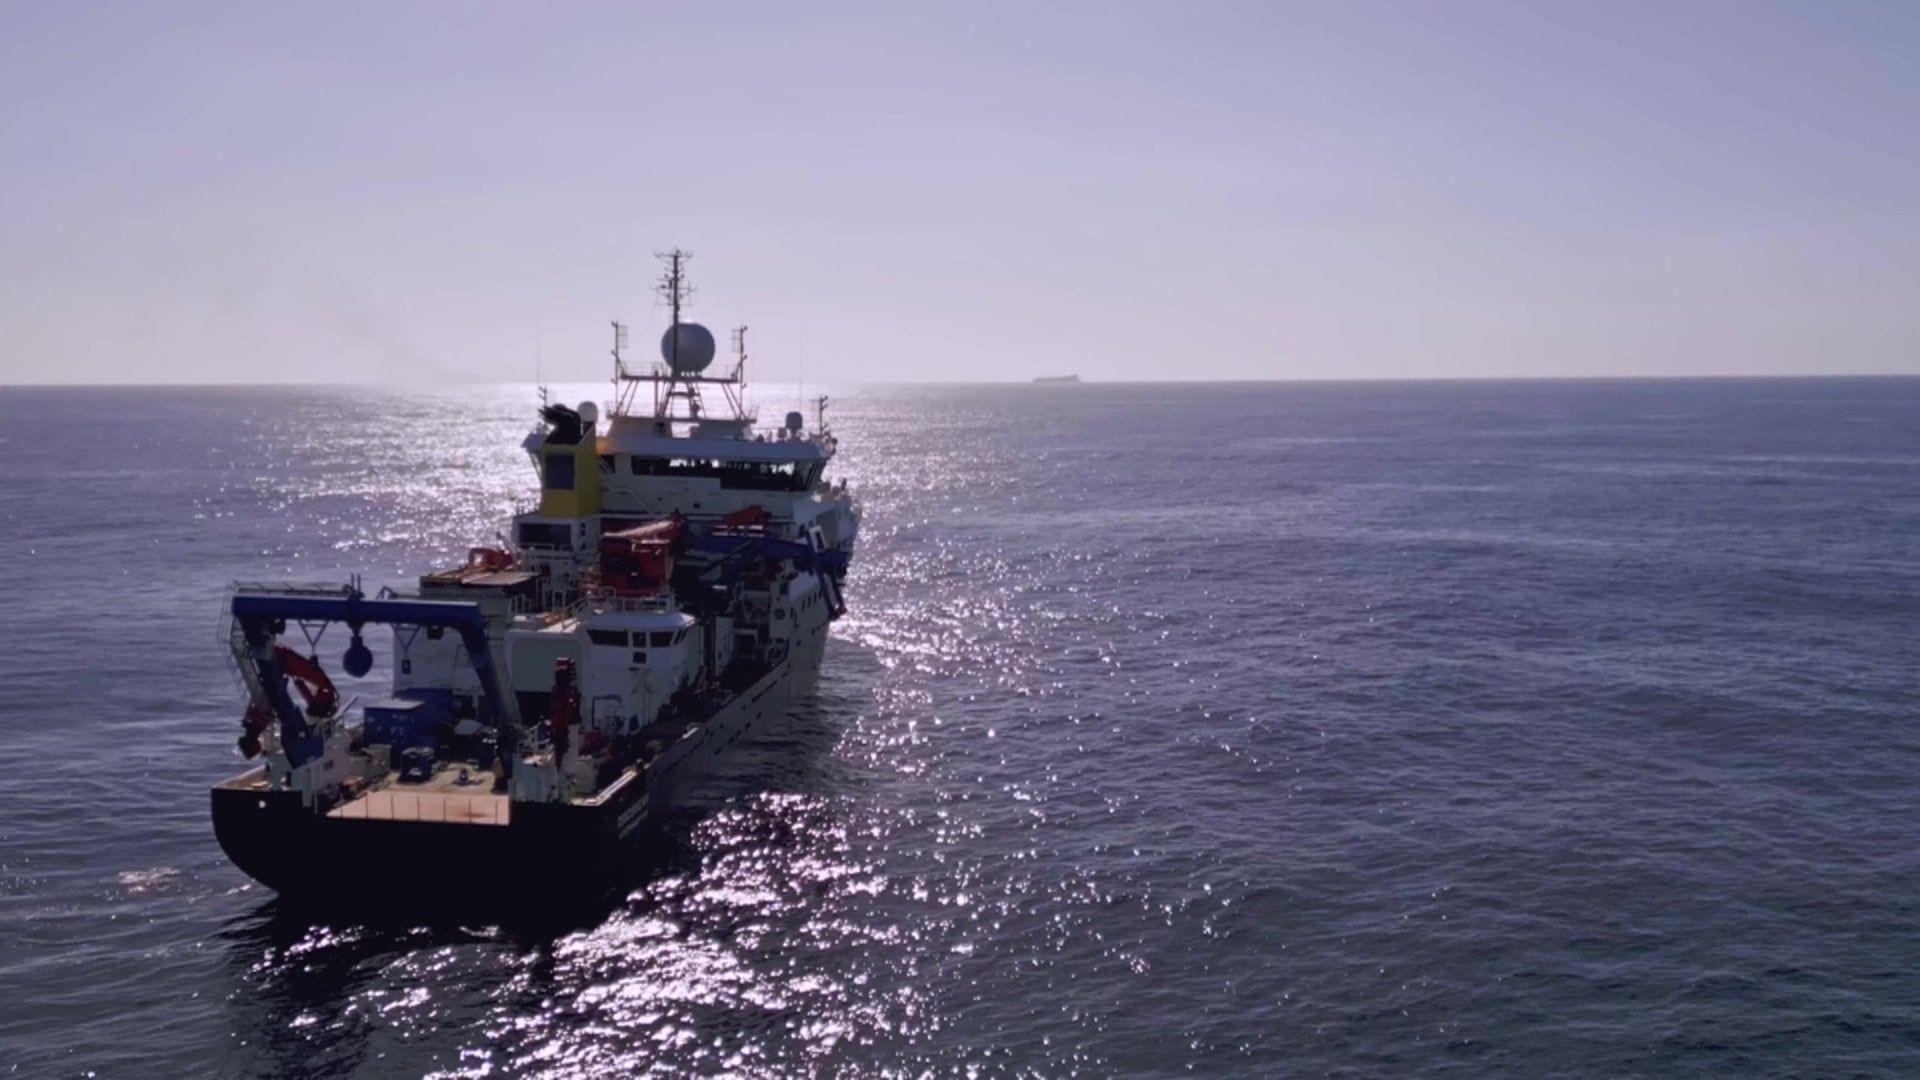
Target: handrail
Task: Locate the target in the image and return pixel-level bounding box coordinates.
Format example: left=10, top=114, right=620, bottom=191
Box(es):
left=560, top=589, right=677, bottom=620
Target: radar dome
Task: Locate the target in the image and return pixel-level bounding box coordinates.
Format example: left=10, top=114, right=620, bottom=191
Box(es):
left=576, top=401, right=599, bottom=426
left=784, top=411, right=804, bottom=432
left=660, top=322, right=716, bottom=374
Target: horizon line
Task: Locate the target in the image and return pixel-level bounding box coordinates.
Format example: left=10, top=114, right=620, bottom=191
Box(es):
left=5, top=371, right=1920, bottom=390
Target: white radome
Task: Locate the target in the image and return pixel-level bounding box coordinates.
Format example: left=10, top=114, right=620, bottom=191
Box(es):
left=660, top=322, right=717, bottom=374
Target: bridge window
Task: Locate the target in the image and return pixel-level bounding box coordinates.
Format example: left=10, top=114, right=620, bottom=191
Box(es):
left=628, top=455, right=812, bottom=491
left=650, top=631, right=674, bottom=648
left=517, top=521, right=572, bottom=547
left=588, top=629, right=627, bottom=647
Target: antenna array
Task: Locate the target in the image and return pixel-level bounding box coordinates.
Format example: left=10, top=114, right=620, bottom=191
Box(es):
left=655, top=249, right=692, bottom=325
left=608, top=248, right=754, bottom=426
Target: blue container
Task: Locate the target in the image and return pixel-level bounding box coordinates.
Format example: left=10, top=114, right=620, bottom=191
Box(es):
left=362, top=697, right=443, bottom=750
left=399, top=688, right=455, bottom=714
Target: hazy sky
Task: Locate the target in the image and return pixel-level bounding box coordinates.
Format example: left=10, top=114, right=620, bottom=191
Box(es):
left=3, top=1, right=1917, bottom=384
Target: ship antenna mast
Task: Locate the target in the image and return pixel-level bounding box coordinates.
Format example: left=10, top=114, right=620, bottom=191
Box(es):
left=536, top=323, right=547, bottom=409
left=654, top=249, right=694, bottom=418
left=727, top=325, right=749, bottom=418
left=610, top=320, right=632, bottom=414
left=660, top=249, right=689, bottom=325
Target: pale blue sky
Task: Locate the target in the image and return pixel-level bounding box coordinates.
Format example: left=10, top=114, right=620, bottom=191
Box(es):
left=2, top=1, right=1916, bottom=384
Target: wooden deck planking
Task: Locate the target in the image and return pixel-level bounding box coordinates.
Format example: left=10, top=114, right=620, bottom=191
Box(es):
left=328, top=788, right=510, bottom=826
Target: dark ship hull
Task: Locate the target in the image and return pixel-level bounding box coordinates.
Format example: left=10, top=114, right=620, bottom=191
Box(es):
left=211, top=640, right=815, bottom=910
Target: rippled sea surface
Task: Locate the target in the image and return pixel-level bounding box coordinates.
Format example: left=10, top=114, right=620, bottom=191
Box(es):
left=3, top=380, right=1919, bottom=1076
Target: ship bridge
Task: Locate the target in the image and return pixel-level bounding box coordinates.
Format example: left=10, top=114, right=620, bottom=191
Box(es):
left=508, top=248, right=857, bottom=601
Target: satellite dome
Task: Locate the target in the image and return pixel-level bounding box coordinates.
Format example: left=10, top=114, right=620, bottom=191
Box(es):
left=576, top=401, right=599, bottom=426
left=785, top=411, right=805, bottom=432
left=660, top=322, right=716, bottom=374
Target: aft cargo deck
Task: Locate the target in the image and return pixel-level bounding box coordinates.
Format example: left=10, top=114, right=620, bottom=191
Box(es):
left=327, top=783, right=510, bottom=826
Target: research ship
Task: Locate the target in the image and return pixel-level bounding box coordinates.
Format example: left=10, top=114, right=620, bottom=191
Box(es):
left=211, top=251, right=858, bottom=902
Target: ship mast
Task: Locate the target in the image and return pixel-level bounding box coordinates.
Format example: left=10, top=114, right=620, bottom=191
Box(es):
left=728, top=325, right=750, bottom=419
left=608, top=248, right=751, bottom=427
left=609, top=320, right=629, bottom=414
left=655, top=249, right=694, bottom=420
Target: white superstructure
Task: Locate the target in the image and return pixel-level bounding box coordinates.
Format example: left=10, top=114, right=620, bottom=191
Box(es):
left=509, top=249, right=858, bottom=619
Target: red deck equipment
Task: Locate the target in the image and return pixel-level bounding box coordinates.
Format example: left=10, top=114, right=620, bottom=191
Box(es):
left=597, top=514, right=685, bottom=594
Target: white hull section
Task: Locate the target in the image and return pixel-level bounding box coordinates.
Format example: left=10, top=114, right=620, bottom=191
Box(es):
left=640, top=591, right=833, bottom=817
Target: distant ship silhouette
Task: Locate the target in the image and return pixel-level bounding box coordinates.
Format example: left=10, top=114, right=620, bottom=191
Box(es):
left=1033, top=374, right=1081, bottom=384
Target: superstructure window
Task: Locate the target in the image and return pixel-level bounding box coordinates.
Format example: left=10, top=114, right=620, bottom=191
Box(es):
left=543, top=453, right=575, bottom=490
left=588, top=629, right=627, bottom=647
left=517, top=522, right=572, bottom=547
left=650, top=631, right=674, bottom=648
left=628, top=454, right=813, bottom=491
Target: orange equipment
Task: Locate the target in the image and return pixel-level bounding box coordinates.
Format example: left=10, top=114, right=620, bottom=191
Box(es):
left=719, top=504, right=770, bottom=531
left=274, top=646, right=339, bottom=718
left=597, top=514, right=686, bottom=594
left=466, top=547, right=516, bottom=573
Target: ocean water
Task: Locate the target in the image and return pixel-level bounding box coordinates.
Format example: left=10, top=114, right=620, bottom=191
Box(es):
left=2, top=379, right=1918, bottom=1076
